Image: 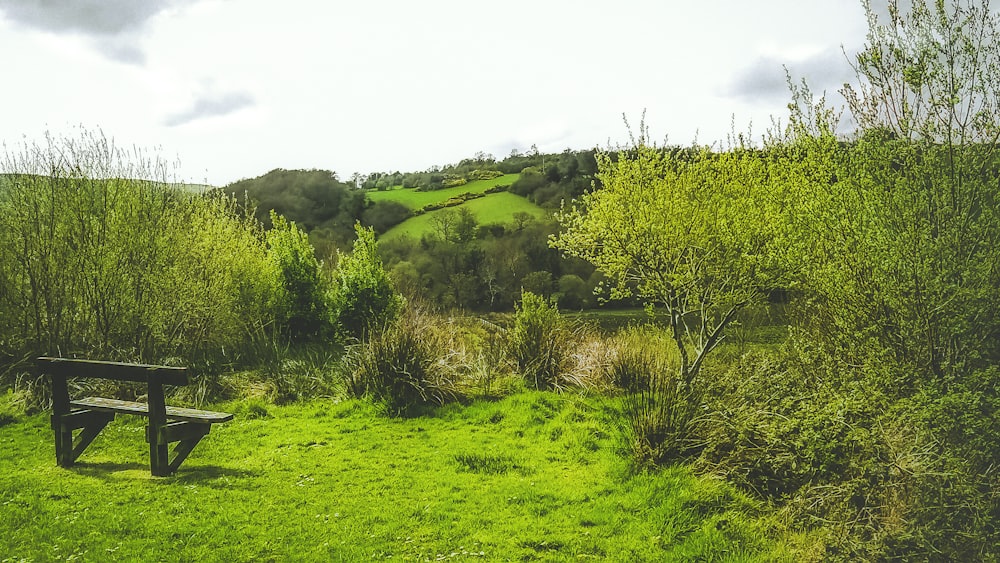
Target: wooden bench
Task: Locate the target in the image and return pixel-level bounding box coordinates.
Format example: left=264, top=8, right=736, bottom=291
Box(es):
left=38, top=357, right=233, bottom=476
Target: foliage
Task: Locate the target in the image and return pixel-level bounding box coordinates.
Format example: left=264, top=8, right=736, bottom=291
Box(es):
left=266, top=211, right=332, bottom=339
left=552, top=127, right=785, bottom=389
left=341, top=307, right=462, bottom=416
left=224, top=168, right=366, bottom=253
left=507, top=291, right=585, bottom=390
left=0, top=129, right=281, bottom=378
left=360, top=200, right=411, bottom=233
left=786, top=0, right=1000, bottom=383
left=380, top=213, right=596, bottom=313
left=329, top=224, right=404, bottom=339
left=508, top=149, right=598, bottom=208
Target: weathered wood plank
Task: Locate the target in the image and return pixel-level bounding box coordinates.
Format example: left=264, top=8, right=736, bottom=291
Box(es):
left=37, top=357, right=189, bottom=386
left=70, top=397, right=233, bottom=424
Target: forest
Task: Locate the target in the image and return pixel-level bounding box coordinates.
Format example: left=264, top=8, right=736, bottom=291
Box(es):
left=0, top=1, right=997, bottom=561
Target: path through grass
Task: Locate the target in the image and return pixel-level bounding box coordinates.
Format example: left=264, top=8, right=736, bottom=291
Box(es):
left=1, top=392, right=810, bottom=561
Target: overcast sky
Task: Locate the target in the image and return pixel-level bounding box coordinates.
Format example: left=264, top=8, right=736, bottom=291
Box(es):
left=0, top=0, right=873, bottom=186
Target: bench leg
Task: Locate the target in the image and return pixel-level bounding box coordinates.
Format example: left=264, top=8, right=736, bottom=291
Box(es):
left=52, top=410, right=115, bottom=467
left=147, top=421, right=211, bottom=476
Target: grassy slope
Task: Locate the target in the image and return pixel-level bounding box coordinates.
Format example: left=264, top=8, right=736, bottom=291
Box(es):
left=366, top=174, right=552, bottom=241
left=0, top=392, right=810, bottom=561
left=366, top=174, right=521, bottom=210
left=381, top=192, right=552, bottom=242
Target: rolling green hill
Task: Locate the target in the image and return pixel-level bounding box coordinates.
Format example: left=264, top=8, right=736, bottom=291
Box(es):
left=367, top=173, right=553, bottom=241
left=380, top=191, right=551, bottom=241
left=366, top=174, right=519, bottom=210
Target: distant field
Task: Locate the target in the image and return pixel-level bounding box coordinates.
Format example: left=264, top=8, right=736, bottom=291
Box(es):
left=366, top=174, right=520, bottom=210
left=380, top=192, right=551, bottom=241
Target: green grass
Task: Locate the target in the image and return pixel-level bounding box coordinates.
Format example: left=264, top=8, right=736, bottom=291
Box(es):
left=381, top=192, right=551, bottom=241
left=0, top=392, right=812, bottom=561
left=366, top=174, right=521, bottom=210
left=367, top=173, right=552, bottom=241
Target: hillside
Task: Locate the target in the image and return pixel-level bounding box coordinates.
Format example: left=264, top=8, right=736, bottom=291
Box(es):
left=381, top=192, right=550, bottom=241
left=365, top=174, right=520, bottom=210
left=366, top=173, right=553, bottom=241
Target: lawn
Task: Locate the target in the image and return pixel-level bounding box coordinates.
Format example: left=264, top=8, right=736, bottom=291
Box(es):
left=381, top=192, right=551, bottom=242
left=0, top=392, right=811, bottom=561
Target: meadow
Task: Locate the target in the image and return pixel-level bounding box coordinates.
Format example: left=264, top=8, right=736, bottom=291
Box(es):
left=365, top=175, right=521, bottom=210
left=381, top=192, right=550, bottom=241
left=364, top=173, right=554, bottom=241
left=0, top=392, right=811, bottom=562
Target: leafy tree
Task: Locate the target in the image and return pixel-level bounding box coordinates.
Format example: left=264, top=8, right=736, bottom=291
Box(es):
left=0, top=128, right=281, bottom=372
left=225, top=168, right=366, bottom=249
left=792, top=0, right=1000, bottom=382
left=552, top=127, right=784, bottom=388
left=361, top=200, right=411, bottom=234
left=266, top=211, right=331, bottom=338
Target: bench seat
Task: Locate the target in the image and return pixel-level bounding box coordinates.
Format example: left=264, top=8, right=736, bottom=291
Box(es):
left=40, top=356, right=234, bottom=476
left=70, top=397, right=234, bottom=424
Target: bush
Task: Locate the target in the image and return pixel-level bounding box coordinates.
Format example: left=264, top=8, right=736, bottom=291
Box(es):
left=341, top=308, right=461, bottom=416
left=266, top=211, right=332, bottom=339
left=607, top=326, right=701, bottom=465
left=441, top=175, right=467, bottom=188
left=0, top=129, right=282, bottom=378
left=329, top=224, right=404, bottom=340
left=362, top=200, right=411, bottom=234
left=696, top=348, right=998, bottom=561
left=507, top=291, right=580, bottom=390
left=467, top=169, right=503, bottom=181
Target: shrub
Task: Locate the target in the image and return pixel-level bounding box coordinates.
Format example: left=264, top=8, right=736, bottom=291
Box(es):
left=266, top=211, right=332, bottom=339
left=507, top=291, right=579, bottom=390
left=441, top=175, right=467, bottom=188
left=607, top=326, right=701, bottom=465
left=0, top=129, right=282, bottom=377
left=341, top=308, right=461, bottom=416
left=696, top=348, right=998, bottom=561
left=467, top=169, right=503, bottom=181
left=329, top=224, right=404, bottom=340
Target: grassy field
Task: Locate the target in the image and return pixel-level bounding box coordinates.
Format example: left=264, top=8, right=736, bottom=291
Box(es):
left=368, top=173, right=552, bottom=241
left=366, top=175, right=520, bottom=210
left=381, top=192, right=552, bottom=241
left=0, top=392, right=812, bottom=561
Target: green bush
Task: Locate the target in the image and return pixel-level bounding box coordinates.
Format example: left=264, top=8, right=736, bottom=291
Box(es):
left=696, top=348, right=998, bottom=561
left=0, top=129, right=282, bottom=379
left=329, top=224, right=404, bottom=340
left=467, top=169, right=503, bottom=181
left=441, top=175, right=467, bottom=188
left=341, top=309, right=461, bottom=416
left=266, top=211, right=332, bottom=339
left=507, top=291, right=579, bottom=391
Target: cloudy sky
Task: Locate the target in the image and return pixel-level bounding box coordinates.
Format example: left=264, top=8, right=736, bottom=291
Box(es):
left=0, top=0, right=873, bottom=186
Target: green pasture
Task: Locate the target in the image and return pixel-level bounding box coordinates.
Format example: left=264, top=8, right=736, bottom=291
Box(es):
left=366, top=174, right=520, bottom=210
left=381, top=192, right=551, bottom=241
left=0, top=392, right=809, bottom=561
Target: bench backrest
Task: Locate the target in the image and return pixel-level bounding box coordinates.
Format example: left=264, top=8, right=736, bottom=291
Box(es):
left=37, top=357, right=189, bottom=386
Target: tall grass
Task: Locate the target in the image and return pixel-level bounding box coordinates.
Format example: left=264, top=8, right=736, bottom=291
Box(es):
left=341, top=307, right=463, bottom=415
left=607, top=326, right=703, bottom=466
